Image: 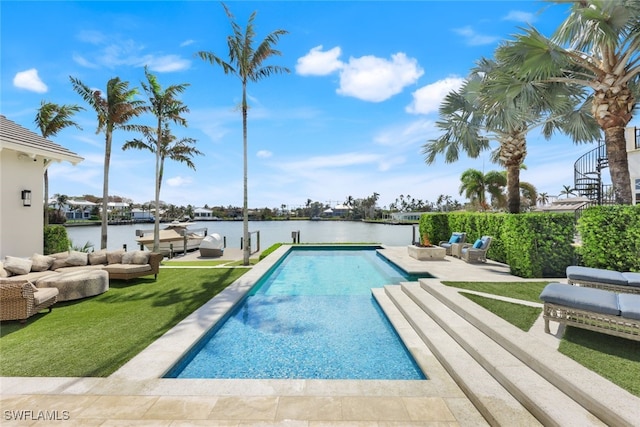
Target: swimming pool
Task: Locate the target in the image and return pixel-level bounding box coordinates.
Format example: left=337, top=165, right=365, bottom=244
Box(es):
left=166, top=247, right=427, bottom=380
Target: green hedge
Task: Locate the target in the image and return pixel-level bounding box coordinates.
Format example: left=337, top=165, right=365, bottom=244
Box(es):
left=43, top=225, right=70, bottom=255
left=576, top=205, right=640, bottom=272
left=418, top=212, right=575, bottom=278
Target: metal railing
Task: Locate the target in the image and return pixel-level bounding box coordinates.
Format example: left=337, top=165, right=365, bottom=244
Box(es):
left=573, top=141, right=615, bottom=205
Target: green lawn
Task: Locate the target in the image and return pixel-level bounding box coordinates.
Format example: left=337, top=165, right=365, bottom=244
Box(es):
left=0, top=268, right=248, bottom=377
left=443, top=281, right=640, bottom=397
left=460, top=292, right=542, bottom=331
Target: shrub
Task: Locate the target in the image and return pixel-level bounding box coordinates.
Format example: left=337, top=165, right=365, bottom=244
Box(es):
left=43, top=225, right=70, bottom=255
left=577, top=205, right=640, bottom=272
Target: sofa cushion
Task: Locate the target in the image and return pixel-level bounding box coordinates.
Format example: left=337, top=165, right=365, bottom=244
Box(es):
left=107, top=249, right=125, bottom=264
left=617, top=293, right=640, bottom=320
left=566, top=266, right=627, bottom=286
left=88, top=249, right=108, bottom=265
left=66, top=251, right=88, bottom=266
left=3, top=256, right=33, bottom=275
left=132, top=251, right=150, bottom=265
left=539, top=283, right=620, bottom=316
left=33, top=287, right=59, bottom=305
left=31, top=253, right=55, bottom=272
left=622, top=272, right=640, bottom=288
left=55, top=265, right=105, bottom=273
left=103, top=263, right=151, bottom=275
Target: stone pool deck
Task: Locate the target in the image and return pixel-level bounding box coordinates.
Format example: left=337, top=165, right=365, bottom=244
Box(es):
left=1, top=245, right=639, bottom=426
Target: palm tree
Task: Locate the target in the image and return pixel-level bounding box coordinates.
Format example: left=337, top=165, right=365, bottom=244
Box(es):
left=459, top=169, right=506, bottom=211
left=500, top=0, right=640, bottom=204
left=560, top=185, right=576, bottom=199
left=34, top=101, right=83, bottom=226
left=70, top=76, right=145, bottom=249
left=197, top=3, right=289, bottom=265
left=537, top=192, right=550, bottom=206
left=424, top=52, right=599, bottom=213
left=127, top=67, right=196, bottom=252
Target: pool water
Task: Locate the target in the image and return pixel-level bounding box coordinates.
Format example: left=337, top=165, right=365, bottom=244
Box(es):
left=167, top=248, right=427, bottom=380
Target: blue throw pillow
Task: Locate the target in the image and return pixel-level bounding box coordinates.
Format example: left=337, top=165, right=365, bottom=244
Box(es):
left=448, top=235, right=460, bottom=244
left=473, top=239, right=483, bottom=249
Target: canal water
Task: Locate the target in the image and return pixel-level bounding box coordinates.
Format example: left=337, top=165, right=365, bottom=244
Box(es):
left=65, top=220, right=417, bottom=252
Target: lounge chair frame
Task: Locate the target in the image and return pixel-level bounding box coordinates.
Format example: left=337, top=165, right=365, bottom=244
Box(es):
left=567, top=278, right=640, bottom=295
left=543, top=302, right=640, bottom=342
left=0, top=281, right=58, bottom=323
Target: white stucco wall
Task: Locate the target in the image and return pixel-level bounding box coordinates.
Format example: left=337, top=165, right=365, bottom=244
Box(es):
left=0, top=149, right=45, bottom=258
left=625, top=127, right=640, bottom=205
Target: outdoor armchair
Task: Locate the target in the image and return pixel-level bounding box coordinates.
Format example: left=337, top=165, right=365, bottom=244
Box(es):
left=460, top=236, right=492, bottom=263
left=0, top=281, right=58, bottom=323
left=438, top=232, right=467, bottom=256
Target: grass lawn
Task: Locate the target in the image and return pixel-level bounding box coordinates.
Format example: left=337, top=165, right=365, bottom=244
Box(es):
left=460, top=292, right=542, bottom=331
left=443, top=281, right=640, bottom=397
left=0, top=267, right=248, bottom=377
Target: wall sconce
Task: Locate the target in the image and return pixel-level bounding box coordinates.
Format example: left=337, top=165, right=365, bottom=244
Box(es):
left=21, top=190, right=32, bottom=207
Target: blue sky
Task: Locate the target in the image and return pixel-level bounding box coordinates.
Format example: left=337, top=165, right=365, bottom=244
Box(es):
left=3, top=1, right=632, bottom=210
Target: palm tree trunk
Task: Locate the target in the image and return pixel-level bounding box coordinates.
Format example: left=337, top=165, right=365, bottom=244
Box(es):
left=101, top=130, right=112, bottom=250
left=604, top=126, right=632, bottom=204
left=506, top=164, right=521, bottom=213
left=242, top=81, right=250, bottom=266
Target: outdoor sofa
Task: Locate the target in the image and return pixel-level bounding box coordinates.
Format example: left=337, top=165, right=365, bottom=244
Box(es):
left=539, top=282, right=640, bottom=342
left=0, top=250, right=163, bottom=306
left=566, top=266, right=640, bottom=294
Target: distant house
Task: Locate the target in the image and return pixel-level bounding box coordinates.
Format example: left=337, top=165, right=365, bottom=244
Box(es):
left=194, top=207, right=217, bottom=220
left=0, top=115, right=83, bottom=257
left=131, top=208, right=154, bottom=222
left=331, top=204, right=352, bottom=217
left=65, top=199, right=96, bottom=220
left=388, top=211, right=427, bottom=223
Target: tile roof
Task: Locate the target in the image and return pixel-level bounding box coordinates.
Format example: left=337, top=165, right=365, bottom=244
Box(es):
left=0, top=114, right=83, bottom=164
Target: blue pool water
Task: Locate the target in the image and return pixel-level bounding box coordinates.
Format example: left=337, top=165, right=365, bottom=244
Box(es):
left=167, top=248, right=427, bottom=380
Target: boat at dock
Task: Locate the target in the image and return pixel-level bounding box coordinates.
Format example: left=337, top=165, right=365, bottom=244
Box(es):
left=135, top=221, right=208, bottom=255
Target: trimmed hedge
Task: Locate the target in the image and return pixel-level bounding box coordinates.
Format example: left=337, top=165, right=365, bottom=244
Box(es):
left=43, top=225, right=70, bottom=255
left=419, top=212, right=575, bottom=278
left=576, top=205, right=640, bottom=272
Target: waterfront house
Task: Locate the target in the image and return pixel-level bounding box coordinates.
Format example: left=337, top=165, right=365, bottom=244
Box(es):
left=0, top=115, right=83, bottom=258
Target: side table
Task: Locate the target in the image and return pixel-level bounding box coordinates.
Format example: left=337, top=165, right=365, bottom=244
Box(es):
left=451, top=243, right=464, bottom=258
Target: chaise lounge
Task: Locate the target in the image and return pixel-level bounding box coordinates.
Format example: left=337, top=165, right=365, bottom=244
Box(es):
left=566, top=266, right=640, bottom=294
left=540, top=283, right=640, bottom=341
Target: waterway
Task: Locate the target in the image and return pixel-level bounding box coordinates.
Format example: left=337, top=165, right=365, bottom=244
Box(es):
left=65, top=220, right=417, bottom=252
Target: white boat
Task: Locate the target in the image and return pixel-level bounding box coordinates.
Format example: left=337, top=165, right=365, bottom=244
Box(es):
left=135, top=221, right=207, bottom=255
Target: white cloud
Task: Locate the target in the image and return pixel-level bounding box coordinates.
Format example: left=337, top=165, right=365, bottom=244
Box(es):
left=453, top=26, right=500, bottom=46
left=406, top=76, right=465, bottom=115
left=296, top=45, right=343, bottom=76
left=257, top=150, right=273, bottom=158
left=13, top=69, right=48, bottom=93
left=166, top=176, right=193, bottom=187
left=503, top=10, right=536, bottom=23
left=374, top=118, right=437, bottom=148
left=143, top=54, right=191, bottom=72
left=72, top=53, right=99, bottom=69
left=337, top=53, right=424, bottom=102
left=76, top=30, right=106, bottom=44
left=180, top=39, right=195, bottom=47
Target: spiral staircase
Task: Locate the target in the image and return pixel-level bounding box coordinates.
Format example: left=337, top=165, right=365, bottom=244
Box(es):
left=573, top=141, right=614, bottom=206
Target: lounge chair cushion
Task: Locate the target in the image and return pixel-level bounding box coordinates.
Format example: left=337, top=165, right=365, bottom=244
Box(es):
left=473, top=239, right=483, bottom=249
left=622, top=272, right=640, bottom=288
left=566, top=266, right=628, bottom=286
left=539, top=283, right=620, bottom=316
left=33, top=287, right=59, bottom=305
left=617, top=294, right=640, bottom=320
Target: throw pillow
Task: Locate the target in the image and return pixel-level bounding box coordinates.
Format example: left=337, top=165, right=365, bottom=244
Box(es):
left=51, top=258, right=68, bottom=270
left=89, top=249, right=108, bottom=265
left=0, top=261, right=11, bottom=277
left=448, top=235, right=460, bottom=244
left=121, top=251, right=135, bottom=264
left=66, top=251, right=88, bottom=266
left=131, top=251, right=150, bottom=265
left=473, top=239, right=483, bottom=249
left=3, top=256, right=33, bottom=275
left=107, top=249, right=125, bottom=264
left=31, top=253, right=55, bottom=272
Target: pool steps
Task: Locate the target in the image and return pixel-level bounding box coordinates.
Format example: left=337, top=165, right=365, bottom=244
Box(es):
left=375, top=280, right=640, bottom=427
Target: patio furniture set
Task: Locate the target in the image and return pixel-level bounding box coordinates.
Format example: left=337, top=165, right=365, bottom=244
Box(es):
left=0, top=250, right=163, bottom=323
left=408, top=231, right=493, bottom=263
left=540, top=266, right=640, bottom=342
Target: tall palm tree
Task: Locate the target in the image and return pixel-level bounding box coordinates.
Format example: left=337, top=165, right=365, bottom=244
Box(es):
left=128, top=67, right=196, bottom=252
left=34, top=101, right=83, bottom=226
left=425, top=53, right=599, bottom=214
left=537, top=192, right=550, bottom=206
left=70, top=76, right=145, bottom=249
left=123, top=125, right=201, bottom=250
left=500, top=0, right=640, bottom=204
left=459, top=169, right=506, bottom=211
left=560, top=184, right=576, bottom=199
left=197, top=3, right=289, bottom=265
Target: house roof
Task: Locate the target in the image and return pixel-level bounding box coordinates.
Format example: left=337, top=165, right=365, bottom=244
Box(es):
left=0, top=115, right=83, bottom=164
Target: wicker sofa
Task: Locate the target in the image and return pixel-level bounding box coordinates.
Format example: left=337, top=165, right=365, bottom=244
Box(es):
left=540, top=283, right=640, bottom=342
left=0, top=281, right=59, bottom=323
left=566, top=266, right=640, bottom=294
